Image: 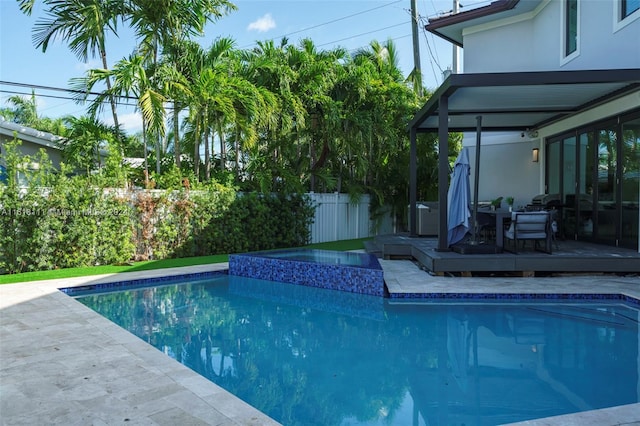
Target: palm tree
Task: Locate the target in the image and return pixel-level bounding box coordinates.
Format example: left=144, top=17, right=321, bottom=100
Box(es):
left=344, top=39, right=431, bottom=220
left=72, top=54, right=178, bottom=185
left=160, top=39, right=197, bottom=169
left=353, top=38, right=403, bottom=82
left=5, top=91, right=39, bottom=125
left=3, top=90, right=68, bottom=136
left=289, top=39, right=347, bottom=191
left=62, top=115, right=115, bottom=175
left=29, top=0, right=128, bottom=135
left=241, top=39, right=306, bottom=190
left=181, top=38, right=272, bottom=182
left=127, top=0, right=236, bottom=64
left=16, top=0, right=36, bottom=14
left=126, top=0, right=237, bottom=172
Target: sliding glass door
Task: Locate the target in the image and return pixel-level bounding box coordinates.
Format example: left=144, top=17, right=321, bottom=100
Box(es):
left=595, top=125, right=618, bottom=245
left=550, top=132, right=593, bottom=241
left=546, top=110, right=639, bottom=250
left=576, top=131, right=595, bottom=240
left=621, top=116, right=640, bottom=249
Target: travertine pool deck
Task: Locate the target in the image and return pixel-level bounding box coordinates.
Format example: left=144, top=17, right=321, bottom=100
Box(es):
left=1, top=260, right=639, bottom=425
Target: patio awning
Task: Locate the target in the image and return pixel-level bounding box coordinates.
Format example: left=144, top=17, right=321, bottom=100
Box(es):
left=407, top=68, right=640, bottom=250
left=409, top=69, right=640, bottom=133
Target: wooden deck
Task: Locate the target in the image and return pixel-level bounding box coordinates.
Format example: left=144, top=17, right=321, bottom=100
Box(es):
left=366, top=234, right=640, bottom=277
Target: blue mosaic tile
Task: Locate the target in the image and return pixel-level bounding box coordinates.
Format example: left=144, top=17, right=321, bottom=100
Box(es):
left=59, top=270, right=228, bottom=297
left=388, top=291, right=639, bottom=306
left=229, top=249, right=385, bottom=296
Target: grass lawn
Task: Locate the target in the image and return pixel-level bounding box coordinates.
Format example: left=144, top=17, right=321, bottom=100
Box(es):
left=0, top=238, right=371, bottom=284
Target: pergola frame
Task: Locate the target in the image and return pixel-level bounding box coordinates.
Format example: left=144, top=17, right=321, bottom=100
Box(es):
left=407, top=69, right=640, bottom=251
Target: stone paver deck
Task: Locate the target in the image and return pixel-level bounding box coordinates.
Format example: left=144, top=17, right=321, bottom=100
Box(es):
left=1, top=261, right=639, bottom=425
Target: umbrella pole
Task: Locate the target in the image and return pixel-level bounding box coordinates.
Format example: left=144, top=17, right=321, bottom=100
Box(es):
left=471, top=116, right=482, bottom=244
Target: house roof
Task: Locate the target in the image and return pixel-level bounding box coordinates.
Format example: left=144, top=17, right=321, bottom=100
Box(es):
left=0, top=118, right=64, bottom=150
left=426, top=0, right=541, bottom=47
left=408, top=68, right=640, bottom=133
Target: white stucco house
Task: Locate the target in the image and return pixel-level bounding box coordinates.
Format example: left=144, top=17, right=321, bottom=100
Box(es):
left=409, top=0, right=640, bottom=252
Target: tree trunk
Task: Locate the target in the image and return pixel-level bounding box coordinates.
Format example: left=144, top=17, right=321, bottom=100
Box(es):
left=156, top=133, right=161, bottom=174
left=204, top=127, right=211, bottom=181
left=219, top=122, right=226, bottom=170
left=174, top=102, right=181, bottom=168
left=142, top=120, right=149, bottom=187
left=310, top=137, right=315, bottom=192
left=312, top=139, right=330, bottom=172
left=101, top=50, right=120, bottom=137
left=194, top=128, right=200, bottom=181
left=234, top=130, right=240, bottom=174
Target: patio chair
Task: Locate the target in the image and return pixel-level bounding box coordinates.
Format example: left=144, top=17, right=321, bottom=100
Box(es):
left=504, top=211, right=552, bottom=254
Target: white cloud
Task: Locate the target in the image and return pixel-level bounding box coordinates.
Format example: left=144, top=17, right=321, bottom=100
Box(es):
left=247, top=13, right=276, bottom=32
left=104, top=111, right=142, bottom=134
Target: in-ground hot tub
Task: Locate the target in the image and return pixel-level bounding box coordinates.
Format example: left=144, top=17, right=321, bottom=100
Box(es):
left=228, top=248, right=385, bottom=296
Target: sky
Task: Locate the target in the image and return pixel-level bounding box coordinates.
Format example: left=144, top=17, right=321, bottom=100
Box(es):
left=0, top=0, right=480, bottom=134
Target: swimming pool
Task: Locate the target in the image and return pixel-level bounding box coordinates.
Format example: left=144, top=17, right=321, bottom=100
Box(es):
left=69, top=275, right=640, bottom=426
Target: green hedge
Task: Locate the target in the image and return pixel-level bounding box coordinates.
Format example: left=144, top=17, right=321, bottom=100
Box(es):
left=0, top=141, right=314, bottom=274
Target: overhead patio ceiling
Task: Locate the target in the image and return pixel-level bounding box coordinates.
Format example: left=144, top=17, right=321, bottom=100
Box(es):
left=409, top=69, right=640, bottom=133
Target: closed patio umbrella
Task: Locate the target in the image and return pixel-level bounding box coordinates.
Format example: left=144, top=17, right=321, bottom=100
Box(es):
left=447, top=147, right=471, bottom=246
left=447, top=312, right=470, bottom=393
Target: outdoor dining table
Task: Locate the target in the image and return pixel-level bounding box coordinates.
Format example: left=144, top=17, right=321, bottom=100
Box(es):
left=479, top=208, right=512, bottom=249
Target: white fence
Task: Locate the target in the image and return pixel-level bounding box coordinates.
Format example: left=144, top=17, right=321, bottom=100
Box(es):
left=11, top=186, right=393, bottom=244
left=307, top=193, right=394, bottom=243
left=102, top=190, right=394, bottom=243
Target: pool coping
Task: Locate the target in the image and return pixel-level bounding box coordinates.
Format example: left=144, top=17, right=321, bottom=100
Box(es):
left=1, top=260, right=639, bottom=425
left=1, top=263, right=281, bottom=426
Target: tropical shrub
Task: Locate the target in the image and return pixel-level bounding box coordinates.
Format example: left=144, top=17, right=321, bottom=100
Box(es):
left=0, top=141, right=315, bottom=274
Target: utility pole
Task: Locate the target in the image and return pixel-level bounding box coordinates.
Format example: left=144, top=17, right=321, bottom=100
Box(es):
left=452, top=0, right=460, bottom=74
left=411, top=0, right=423, bottom=97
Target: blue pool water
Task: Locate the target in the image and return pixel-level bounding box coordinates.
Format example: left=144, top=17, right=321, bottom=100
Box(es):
left=71, top=276, right=640, bottom=426
left=252, top=248, right=380, bottom=267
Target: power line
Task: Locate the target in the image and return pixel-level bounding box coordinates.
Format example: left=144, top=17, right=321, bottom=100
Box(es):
left=240, top=0, right=403, bottom=49
left=0, top=81, right=138, bottom=101
left=317, top=22, right=407, bottom=48
left=423, top=0, right=493, bottom=20
left=346, top=33, right=412, bottom=58
left=418, top=15, right=444, bottom=88
left=429, top=32, right=442, bottom=66
left=1, top=89, right=80, bottom=103
left=0, top=89, right=139, bottom=109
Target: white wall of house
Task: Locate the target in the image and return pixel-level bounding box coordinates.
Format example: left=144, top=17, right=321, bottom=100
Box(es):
left=462, top=89, right=639, bottom=204
left=459, top=0, right=640, bottom=204
left=463, top=10, right=541, bottom=72
left=538, top=91, right=640, bottom=139
left=463, top=0, right=640, bottom=73
left=464, top=132, right=542, bottom=207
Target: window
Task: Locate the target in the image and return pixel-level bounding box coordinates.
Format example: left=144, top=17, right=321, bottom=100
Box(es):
left=565, top=0, right=578, bottom=56
left=622, top=0, right=640, bottom=19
